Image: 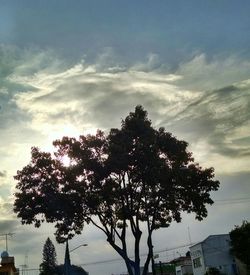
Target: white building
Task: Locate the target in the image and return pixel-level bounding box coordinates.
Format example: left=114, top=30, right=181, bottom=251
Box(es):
left=190, top=234, right=237, bottom=275
left=176, top=261, right=193, bottom=275
left=170, top=256, right=193, bottom=275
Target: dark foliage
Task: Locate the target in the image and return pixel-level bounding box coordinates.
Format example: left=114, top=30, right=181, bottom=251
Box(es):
left=230, top=220, right=250, bottom=270
left=14, top=106, right=219, bottom=275
left=205, top=267, right=221, bottom=275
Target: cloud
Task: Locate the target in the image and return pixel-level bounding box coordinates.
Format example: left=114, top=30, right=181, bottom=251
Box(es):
left=0, top=170, right=7, bottom=177
left=0, top=219, right=19, bottom=233
left=0, top=171, right=14, bottom=200
left=0, top=46, right=249, bottom=178
left=169, top=80, right=250, bottom=172
left=170, top=80, right=250, bottom=145
left=0, top=200, right=16, bottom=220
left=12, top=57, right=195, bottom=138
left=4, top=49, right=248, bottom=175
left=176, top=54, right=250, bottom=91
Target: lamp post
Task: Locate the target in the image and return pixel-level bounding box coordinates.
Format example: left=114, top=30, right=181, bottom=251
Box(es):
left=70, top=243, right=88, bottom=253
left=65, top=243, right=88, bottom=275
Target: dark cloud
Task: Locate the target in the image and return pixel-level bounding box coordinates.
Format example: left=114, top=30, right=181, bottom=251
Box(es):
left=0, top=48, right=50, bottom=169
left=26, top=80, right=168, bottom=133
left=0, top=219, right=19, bottom=233
left=0, top=171, right=7, bottom=178
left=0, top=46, right=38, bottom=133
left=216, top=171, right=250, bottom=195
left=175, top=54, right=250, bottom=91
left=81, top=88, right=169, bottom=130
left=0, top=201, right=15, bottom=216
left=167, top=81, right=250, bottom=159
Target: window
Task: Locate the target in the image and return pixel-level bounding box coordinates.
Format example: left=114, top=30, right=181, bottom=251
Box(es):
left=193, top=257, right=202, bottom=268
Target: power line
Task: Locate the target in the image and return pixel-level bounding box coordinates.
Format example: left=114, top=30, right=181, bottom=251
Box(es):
left=214, top=197, right=250, bottom=202
left=76, top=195, right=250, bottom=267
left=80, top=242, right=195, bottom=266
left=213, top=197, right=250, bottom=205
left=0, top=232, right=15, bottom=252
left=7, top=196, right=250, bottom=270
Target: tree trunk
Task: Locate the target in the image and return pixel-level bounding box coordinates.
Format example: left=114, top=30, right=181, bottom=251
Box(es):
left=142, top=253, right=151, bottom=275
left=108, top=238, right=136, bottom=275
left=146, top=219, right=155, bottom=275
left=134, top=230, right=142, bottom=275
left=125, top=260, right=135, bottom=275
left=142, top=231, right=154, bottom=275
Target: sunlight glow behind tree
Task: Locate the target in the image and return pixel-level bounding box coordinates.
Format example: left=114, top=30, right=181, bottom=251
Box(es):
left=14, top=106, right=220, bottom=275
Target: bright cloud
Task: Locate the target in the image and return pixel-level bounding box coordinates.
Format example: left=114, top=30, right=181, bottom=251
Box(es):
left=5, top=50, right=249, bottom=175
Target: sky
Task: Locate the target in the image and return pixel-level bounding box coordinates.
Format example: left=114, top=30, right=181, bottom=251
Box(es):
left=0, top=1, right=250, bottom=274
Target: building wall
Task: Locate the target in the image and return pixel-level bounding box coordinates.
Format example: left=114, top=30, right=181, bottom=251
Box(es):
left=0, top=256, right=18, bottom=275
left=190, top=243, right=205, bottom=275
left=190, top=235, right=237, bottom=275
left=0, top=265, right=15, bottom=275
left=182, top=265, right=193, bottom=275
left=203, top=235, right=235, bottom=275
left=176, top=264, right=193, bottom=275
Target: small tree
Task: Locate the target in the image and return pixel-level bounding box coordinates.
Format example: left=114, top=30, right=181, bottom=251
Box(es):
left=14, top=106, right=219, bottom=275
left=40, top=237, right=57, bottom=275
left=230, top=220, right=250, bottom=272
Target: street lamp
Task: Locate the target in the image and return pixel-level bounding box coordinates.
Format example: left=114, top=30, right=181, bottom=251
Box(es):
left=70, top=243, right=88, bottom=253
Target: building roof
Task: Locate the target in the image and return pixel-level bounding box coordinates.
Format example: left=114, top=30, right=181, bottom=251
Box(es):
left=189, top=234, right=229, bottom=249
left=0, top=257, right=17, bottom=272
left=169, top=256, right=191, bottom=264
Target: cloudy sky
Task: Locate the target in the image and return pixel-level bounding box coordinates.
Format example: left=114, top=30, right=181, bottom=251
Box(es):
left=0, top=1, right=250, bottom=274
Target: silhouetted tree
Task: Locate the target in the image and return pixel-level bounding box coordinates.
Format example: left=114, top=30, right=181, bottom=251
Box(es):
left=14, top=106, right=220, bottom=275
left=230, top=220, right=250, bottom=273
left=40, top=238, right=57, bottom=275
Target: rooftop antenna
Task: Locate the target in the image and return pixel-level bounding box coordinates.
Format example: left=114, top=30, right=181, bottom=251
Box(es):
left=24, top=252, right=28, bottom=269
left=188, top=226, right=192, bottom=244
left=0, top=233, right=15, bottom=252
left=20, top=264, right=27, bottom=275
left=20, top=253, right=28, bottom=275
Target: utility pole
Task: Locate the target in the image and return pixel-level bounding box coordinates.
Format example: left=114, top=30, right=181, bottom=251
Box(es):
left=188, top=227, right=192, bottom=244
left=159, top=261, right=163, bottom=275
left=0, top=233, right=14, bottom=252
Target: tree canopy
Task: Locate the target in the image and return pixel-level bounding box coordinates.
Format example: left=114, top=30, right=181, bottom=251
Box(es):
left=40, top=237, right=57, bottom=275
left=14, top=105, right=220, bottom=275
left=230, top=220, right=250, bottom=271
